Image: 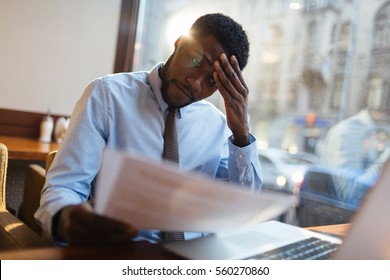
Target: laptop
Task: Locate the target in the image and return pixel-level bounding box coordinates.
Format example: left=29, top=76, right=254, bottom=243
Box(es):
left=164, top=159, right=390, bottom=260
left=163, top=220, right=341, bottom=260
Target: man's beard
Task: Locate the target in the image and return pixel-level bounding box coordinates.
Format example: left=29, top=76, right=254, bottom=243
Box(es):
left=159, top=59, right=174, bottom=106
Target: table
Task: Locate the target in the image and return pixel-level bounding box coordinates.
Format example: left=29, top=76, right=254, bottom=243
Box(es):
left=305, top=223, right=350, bottom=237
left=0, top=224, right=350, bottom=260
left=0, top=135, right=59, bottom=161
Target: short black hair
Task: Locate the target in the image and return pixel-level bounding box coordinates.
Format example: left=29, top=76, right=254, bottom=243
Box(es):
left=189, top=13, right=250, bottom=70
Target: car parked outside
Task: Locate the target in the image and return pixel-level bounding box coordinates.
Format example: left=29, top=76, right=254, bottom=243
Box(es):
left=258, top=148, right=320, bottom=194
left=297, top=164, right=381, bottom=227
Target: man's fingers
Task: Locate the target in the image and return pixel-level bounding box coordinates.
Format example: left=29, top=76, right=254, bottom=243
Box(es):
left=66, top=222, right=136, bottom=245
left=230, top=55, right=249, bottom=93
left=214, top=54, right=248, bottom=102
left=214, top=60, right=233, bottom=96
left=61, top=203, right=138, bottom=245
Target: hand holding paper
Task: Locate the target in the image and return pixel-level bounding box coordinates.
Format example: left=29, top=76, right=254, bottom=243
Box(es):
left=95, top=149, right=296, bottom=233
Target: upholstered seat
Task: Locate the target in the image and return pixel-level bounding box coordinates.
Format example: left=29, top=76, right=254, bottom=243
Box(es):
left=0, top=143, right=8, bottom=209
left=18, top=150, right=57, bottom=235
left=0, top=143, right=51, bottom=249
left=18, top=165, right=46, bottom=235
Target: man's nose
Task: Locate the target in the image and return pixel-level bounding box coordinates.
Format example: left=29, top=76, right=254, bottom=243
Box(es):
left=186, top=76, right=202, bottom=94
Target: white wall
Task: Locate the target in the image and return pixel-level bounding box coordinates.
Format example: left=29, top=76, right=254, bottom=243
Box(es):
left=0, top=0, right=121, bottom=115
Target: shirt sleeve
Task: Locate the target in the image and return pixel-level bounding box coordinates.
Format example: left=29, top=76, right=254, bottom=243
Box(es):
left=34, top=79, right=108, bottom=241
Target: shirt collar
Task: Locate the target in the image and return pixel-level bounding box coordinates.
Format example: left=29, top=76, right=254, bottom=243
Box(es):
left=149, top=63, right=168, bottom=112
left=357, top=109, right=374, bottom=127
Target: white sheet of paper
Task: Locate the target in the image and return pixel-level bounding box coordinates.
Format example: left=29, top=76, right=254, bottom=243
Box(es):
left=95, top=149, right=296, bottom=233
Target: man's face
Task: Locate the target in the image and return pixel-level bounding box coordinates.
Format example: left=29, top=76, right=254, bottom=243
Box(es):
left=159, top=34, right=227, bottom=108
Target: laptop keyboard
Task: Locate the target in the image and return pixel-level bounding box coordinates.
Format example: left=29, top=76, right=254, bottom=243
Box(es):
left=245, top=237, right=339, bottom=260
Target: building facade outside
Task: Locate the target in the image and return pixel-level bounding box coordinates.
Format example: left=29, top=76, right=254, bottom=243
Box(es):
left=134, top=0, right=390, bottom=156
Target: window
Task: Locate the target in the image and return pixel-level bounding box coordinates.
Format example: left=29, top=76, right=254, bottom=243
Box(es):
left=370, top=2, right=390, bottom=114
left=303, top=0, right=335, bottom=12
left=288, top=80, right=299, bottom=109
left=306, top=21, right=318, bottom=50
left=367, top=76, right=384, bottom=110
left=340, top=22, right=351, bottom=51
left=133, top=0, right=390, bottom=227
left=330, top=75, right=343, bottom=109
left=373, top=3, right=390, bottom=49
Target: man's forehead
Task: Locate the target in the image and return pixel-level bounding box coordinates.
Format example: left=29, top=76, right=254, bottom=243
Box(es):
left=185, top=34, right=226, bottom=63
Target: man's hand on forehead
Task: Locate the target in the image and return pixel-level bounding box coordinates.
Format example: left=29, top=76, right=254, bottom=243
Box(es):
left=213, top=53, right=250, bottom=147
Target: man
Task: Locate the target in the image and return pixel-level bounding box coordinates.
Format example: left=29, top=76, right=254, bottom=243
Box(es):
left=35, top=13, right=263, bottom=245
left=322, top=109, right=376, bottom=170
left=321, top=108, right=390, bottom=203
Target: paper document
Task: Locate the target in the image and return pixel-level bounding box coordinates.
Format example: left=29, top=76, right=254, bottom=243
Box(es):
left=95, top=149, right=296, bottom=233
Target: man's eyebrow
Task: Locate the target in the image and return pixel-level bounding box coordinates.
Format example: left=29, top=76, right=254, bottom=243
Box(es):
left=195, top=49, right=213, bottom=66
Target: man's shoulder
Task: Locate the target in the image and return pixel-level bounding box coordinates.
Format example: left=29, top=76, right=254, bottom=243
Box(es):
left=88, top=71, right=151, bottom=95
left=96, top=71, right=149, bottom=85
left=82, top=71, right=153, bottom=103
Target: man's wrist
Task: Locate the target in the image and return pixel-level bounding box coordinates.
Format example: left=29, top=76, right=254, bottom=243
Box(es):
left=51, top=207, right=67, bottom=245
left=232, top=134, right=250, bottom=147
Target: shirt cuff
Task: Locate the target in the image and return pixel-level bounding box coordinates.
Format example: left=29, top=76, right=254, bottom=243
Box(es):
left=228, top=133, right=258, bottom=167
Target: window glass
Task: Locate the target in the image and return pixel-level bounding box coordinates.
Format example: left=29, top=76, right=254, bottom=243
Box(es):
left=134, top=0, right=390, bottom=226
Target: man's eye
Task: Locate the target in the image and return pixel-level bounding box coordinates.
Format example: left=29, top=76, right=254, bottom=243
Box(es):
left=209, top=78, right=217, bottom=88
left=192, top=57, right=201, bottom=67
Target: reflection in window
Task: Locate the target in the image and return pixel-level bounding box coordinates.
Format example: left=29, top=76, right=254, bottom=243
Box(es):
left=340, top=22, right=351, bottom=51
left=370, top=2, right=390, bottom=114
left=288, top=80, right=299, bottom=109
left=261, top=25, right=282, bottom=64
left=269, top=79, right=279, bottom=116
left=306, top=20, right=317, bottom=50
left=271, top=25, right=283, bottom=47
left=367, top=76, right=384, bottom=110
left=331, top=75, right=343, bottom=109
left=374, top=3, right=390, bottom=48
left=303, top=0, right=336, bottom=12
left=330, top=23, right=337, bottom=45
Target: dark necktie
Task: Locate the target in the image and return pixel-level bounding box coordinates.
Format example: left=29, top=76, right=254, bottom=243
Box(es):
left=161, top=107, right=185, bottom=241
left=163, top=107, right=179, bottom=163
